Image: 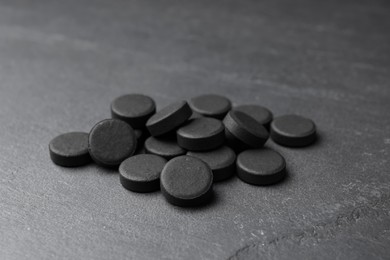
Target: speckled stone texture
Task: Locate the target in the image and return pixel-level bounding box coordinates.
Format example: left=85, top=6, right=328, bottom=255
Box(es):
left=0, top=0, right=389, bottom=259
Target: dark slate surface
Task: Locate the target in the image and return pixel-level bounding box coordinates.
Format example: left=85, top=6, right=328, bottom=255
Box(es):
left=0, top=0, right=389, bottom=259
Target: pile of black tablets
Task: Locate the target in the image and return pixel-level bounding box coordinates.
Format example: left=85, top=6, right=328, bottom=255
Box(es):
left=49, top=94, right=317, bottom=207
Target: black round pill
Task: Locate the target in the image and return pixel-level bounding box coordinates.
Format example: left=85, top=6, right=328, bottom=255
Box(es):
left=49, top=132, right=91, bottom=167
left=88, top=119, right=137, bottom=167
left=223, top=110, right=269, bottom=151
left=160, top=156, right=213, bottom=207
left=187, top=146, right=236, bottom=182
left=189, top=94, right=232, bottom=119
left=234, top=104, right=273, bottom=129
left=146, top=100, right=192, bottom=137
left=236, top=148, right=286, bottom=185
left=176, top=117, right=225, bottom=151
left=119, top=154, right=167, bottom=193
left=134, top=129, right=147, bottom=154
left=270, top=115, right=316, bottom=147
left=111, top=94, right=156, bottom=129
left=144, top=136, right=186, bottom=160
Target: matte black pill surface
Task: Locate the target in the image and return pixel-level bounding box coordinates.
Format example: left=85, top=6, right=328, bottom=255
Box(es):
left=134, top=129, right=143, bottom=141
left=177, top=117, right=225, bottom=151
left=234, top=105, right=273, bottom=129
left=119, top=154, right=167, bottom=193
left=223, top=110, right=269, bottom=151
left=111, top=94, right=156, bottom=129
left=88, top=119, right=137, bottom=167
left=224, top=128, right=248, bottom=152
left=49, top=132, right=91, bottom=167
left=146, top=100, right=192, bottom=136
left=236, top=148, right=286, bottom=185
left=144, top=136, right=186, bottom=160
left=135, top=129, right=150, bottom=146
left=160, top=156, right=213, bottom=207
left=189, top=94, right=232, bottom=119
left=187, top=146, right=236, bottom=182
left=134, top=129, right=147, bottom=155
left=134, top=145, right=145, bottom=155
left=271, top=115, right=316, bottom=147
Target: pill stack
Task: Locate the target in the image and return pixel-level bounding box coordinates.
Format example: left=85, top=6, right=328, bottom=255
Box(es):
left=49, top=94, right=317, bottom=207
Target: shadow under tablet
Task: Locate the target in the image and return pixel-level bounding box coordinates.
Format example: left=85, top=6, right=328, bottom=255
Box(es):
left=167, top=190, right=219, bottom=210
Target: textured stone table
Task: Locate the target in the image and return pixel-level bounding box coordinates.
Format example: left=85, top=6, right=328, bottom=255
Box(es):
left=0, top=0, right=389, bottom=259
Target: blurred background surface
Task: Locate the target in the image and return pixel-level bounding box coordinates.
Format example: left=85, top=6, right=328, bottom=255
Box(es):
left=0, top=0, right=389, bottom=259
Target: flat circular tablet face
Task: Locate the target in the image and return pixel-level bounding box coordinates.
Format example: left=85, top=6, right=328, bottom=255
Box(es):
left=119, top=154, right=167, bottom=193
left=111, top=94, right=156, bottom=129
left=49, top=132, right=91, bottom=167
left=237, top=148, right=286, bottom=185
left=160, top=156, right=213, bottom=207
left=88, top=119, right=137, bottom=167
left=146, top=101, right=192, bottom=136
left=187, top=146, right=236, bottom=182
left=144, top=136, right=186, bottom=160
left=271, top=115, right=316, bottom=147
left=223, top=111, right=269, bottom=150
left=176, top=117, right=225, bottom=151
left=234, top=105, right=273, bottom=129
left=189, top=94, right=232, bottom=119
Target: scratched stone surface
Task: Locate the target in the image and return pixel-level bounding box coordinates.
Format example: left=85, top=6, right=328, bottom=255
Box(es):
left=0, top=0, right=389, bottom=259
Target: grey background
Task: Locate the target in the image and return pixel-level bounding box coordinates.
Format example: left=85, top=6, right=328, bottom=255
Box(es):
left=0, top=0, right=389, bottom=259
